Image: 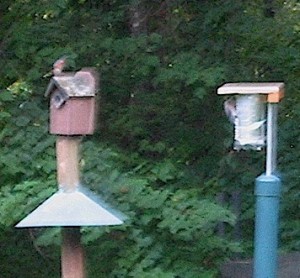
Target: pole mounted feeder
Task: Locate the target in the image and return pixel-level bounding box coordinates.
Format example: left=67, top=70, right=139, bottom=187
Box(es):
left=16, top=67, right=126, bottom=278
left=217, top=82, right=284, bottom=278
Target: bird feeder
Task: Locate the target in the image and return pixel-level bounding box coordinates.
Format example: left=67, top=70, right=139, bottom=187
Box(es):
left=45, top=68, right=98, bottom=135
left=218, top=83, right=284, bottom=151
left=217, top=82, right=285, bottom=278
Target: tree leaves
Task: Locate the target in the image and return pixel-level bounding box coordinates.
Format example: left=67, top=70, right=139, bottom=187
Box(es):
left=0, top=180, right=56, bottom=227
left=0, top=0, right=300, bottom=277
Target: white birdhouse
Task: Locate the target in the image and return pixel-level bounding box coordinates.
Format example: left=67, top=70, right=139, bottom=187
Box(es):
left=218, top=83, right=284, bottom=151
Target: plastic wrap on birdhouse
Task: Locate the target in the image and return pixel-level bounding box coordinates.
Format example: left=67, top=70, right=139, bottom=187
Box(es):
left=234, top=95, right=266, bottom=151
left=218, top=82, right=284, bottom=151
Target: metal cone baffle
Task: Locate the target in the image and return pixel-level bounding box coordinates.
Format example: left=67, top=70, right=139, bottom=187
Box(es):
left=16, top=136, right=126, bottom=228
left=15, top=186, right=125, bottom=227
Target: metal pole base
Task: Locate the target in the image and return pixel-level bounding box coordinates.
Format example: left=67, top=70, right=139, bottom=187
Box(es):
left=253, top=174, right=281, bottom=278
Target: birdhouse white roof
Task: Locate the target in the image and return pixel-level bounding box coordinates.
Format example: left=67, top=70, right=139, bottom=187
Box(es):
left=217, top=82, right=284, bottom=103
left=217, top=82, right=284, bottom=95
left=45, top=69, right=98, bottom=97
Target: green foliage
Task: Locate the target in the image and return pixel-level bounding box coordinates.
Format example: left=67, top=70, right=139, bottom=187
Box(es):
left=78, top=141, right=239, bottom=277
left=0, top=227, right=60, bottom=278
left=0, top=180, right=56, bottom=227
left=0, top=95, right=55, bottom=183
left=0, top=0, right=300, bottom=277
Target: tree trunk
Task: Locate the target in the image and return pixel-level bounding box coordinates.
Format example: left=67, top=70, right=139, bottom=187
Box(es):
left=129, top=0, right=147, bottom=37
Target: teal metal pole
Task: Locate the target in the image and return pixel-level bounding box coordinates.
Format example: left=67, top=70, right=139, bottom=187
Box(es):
left=253, top=174, right=281, bottom=278
left=254, top=103, right=281, bottom=278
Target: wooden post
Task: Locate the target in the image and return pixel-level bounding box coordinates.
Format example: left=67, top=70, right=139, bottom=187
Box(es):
left=56, top=136, right=85, bottom=278
left=56, top=136, right=80, bottom=192
left=61, top=227, right=85, bottom=278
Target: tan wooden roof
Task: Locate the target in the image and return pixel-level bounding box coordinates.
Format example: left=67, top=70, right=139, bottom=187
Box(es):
left=45, top=69, right=98, bottom=97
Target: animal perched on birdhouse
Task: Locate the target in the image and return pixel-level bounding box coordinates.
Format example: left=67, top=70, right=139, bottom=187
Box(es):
left=52, top=56, right=67, bottom=76
left=224, top=98, right=237, bottom=124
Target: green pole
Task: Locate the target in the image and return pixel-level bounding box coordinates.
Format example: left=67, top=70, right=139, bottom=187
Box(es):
left=253, top=174, right=281, bottom=278
left=253, top=103, right=281, bottom=278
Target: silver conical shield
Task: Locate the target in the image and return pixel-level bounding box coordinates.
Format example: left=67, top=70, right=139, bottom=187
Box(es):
left=16, top=187, right=126, bottom=227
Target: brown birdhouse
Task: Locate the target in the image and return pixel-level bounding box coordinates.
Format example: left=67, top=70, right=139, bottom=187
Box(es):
left=45, top=68, right=98, bottom=135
